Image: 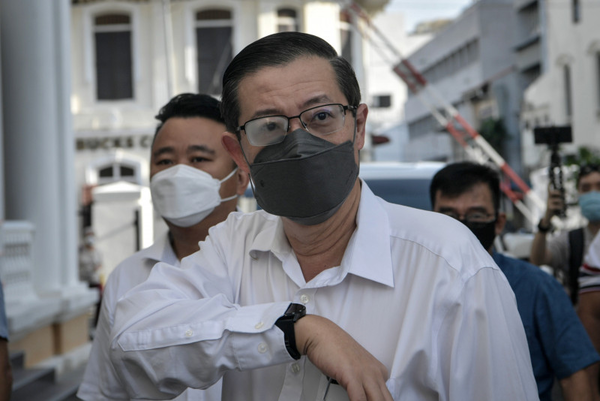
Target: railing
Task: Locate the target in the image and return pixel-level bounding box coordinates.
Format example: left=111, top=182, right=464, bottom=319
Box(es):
left=0, top=221, right=38, bottom=307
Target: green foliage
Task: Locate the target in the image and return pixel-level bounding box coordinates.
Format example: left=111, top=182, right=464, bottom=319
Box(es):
left=478, top=118, right=509, bottom=155
left=564, top=146, right=600, bottom=166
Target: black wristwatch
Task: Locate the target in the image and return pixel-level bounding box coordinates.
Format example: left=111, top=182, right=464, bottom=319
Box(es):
left=275, top=303, right=306, bottom=360
left=537, top=219, right=552, bottom=233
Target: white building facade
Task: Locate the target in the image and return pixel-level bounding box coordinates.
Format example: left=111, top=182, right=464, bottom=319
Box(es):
left=0, top=0, right=98, bottom=369
left=520, top=0, right=600, bottom=169
left=364, top=11, right=432, bottom=162
left=403, top=0, right=523, bottom=174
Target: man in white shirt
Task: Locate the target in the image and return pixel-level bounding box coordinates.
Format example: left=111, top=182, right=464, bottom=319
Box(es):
left=77, top=93, right=249, bottom=400
left=109, top=32, right=538, bottom=401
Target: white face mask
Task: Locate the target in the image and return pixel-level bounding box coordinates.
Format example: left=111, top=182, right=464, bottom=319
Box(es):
left=150, top=164, right=238, bottom=227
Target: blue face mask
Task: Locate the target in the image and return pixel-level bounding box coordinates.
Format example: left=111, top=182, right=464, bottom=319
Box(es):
left=579, top=191, right=600, bottom=222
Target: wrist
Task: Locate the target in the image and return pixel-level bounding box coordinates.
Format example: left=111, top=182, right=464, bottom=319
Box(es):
left=275, top=303, right=306, bottom=360
left=538, top=218, right=552, bottom=233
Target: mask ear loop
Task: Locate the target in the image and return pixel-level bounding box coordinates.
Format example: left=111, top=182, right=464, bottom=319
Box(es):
left=219, top=166, right=240, bottom=203
left=237, top=138, right=259, bottom=198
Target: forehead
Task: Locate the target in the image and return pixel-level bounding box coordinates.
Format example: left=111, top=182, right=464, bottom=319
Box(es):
left=579, top=171, right=600, bottom=186
left=152, top=117, right=226, bottom=151
left=435, top=182, right=494, bottom=210
left=236, top=56, right=345, bottom=121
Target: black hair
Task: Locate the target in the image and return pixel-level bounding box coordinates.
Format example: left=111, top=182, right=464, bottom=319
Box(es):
left=220, top=32, right=361, bottom=137
left=577, top=164, right=600, bottom=188
left=429, top=162, right=501, bottom=212
left=153, top=93, right=224, bottom=146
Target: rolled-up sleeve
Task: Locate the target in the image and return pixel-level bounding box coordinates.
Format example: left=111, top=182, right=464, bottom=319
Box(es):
left=109, top=231, right=292, bottom=400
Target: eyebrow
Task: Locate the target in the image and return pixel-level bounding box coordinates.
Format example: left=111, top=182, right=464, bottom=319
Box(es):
left=152, top=144, right=215, bottom=159
left=437, top=206, right=489, bottom=214
left=249, top=95, right=334, bottom=120
left=188, top=144, right=215, bottom=155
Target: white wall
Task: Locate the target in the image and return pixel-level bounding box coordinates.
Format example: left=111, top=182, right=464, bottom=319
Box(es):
left=522, top=0, right=600, bottom=165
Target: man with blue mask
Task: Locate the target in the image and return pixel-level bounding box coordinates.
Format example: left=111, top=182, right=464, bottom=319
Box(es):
left=109, top=32, right=537, bottom=401
left=431, top=162, right=600, bottom=401
left=531, top=164, right=600, bottom=304
left=78, top=93, right=249, bottom=401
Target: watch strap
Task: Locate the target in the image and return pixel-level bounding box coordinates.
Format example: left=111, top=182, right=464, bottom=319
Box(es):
left=538, top=219, right=552, bottom=233
left=275, top=303, right=306, bottom=360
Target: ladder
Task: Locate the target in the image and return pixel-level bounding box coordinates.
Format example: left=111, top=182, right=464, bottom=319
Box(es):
left=345, top=1, right=546, bottom=225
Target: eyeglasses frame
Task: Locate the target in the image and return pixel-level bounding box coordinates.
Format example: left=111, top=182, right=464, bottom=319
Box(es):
left=236, top=103, right=358, bottom=146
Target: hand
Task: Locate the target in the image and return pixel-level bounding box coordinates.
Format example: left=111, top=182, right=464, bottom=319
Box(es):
left=544, top=187, right=564, bottom=222
left=295, top=315, right=393, bottom=401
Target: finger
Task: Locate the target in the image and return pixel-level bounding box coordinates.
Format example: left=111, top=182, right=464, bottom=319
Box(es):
left=345, top=382, right=368, bottom=401
left=362, top=377, right=393, bottom=401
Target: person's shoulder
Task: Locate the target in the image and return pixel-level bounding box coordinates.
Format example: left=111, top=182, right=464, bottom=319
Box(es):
left=494, top=253, right=546, bottom=281
left=104, top=247, right=159, bottom=297
left=380, top=201, right=497, bottom=276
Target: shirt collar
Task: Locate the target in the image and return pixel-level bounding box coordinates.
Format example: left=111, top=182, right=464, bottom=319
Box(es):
left=342, top=179, right=394, bottom=287
left=142, top=232, right=179, bottom=267
left=248, top=180, right=394, bottom=288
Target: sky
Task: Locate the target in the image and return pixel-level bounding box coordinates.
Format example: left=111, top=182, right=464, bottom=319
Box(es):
left=384, top=0, right=475, bottom=33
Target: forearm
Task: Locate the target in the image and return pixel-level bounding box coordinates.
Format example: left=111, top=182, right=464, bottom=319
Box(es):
left=530, top=231, right=550, bottom=266
left=0, top=340, right=13, bottom=401
left=577, top=293, right=600, bottom=398
left=110, top=291, right=290, bottom=398
left=578, top=293, right=600, bottom=353
left=560, top=368, right=597, bottom=401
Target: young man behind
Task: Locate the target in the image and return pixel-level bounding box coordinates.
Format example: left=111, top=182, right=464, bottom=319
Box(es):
left=77, top=93, right=249, bottom=400
left=531, top=164, right=600, bottom=303
left=431, top=161, right=600, bottom=401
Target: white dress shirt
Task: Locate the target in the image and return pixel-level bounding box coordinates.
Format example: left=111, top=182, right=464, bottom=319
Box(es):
left=110, top=181, right=538, bottom=401
left=78, top=233, right=222, bottom=401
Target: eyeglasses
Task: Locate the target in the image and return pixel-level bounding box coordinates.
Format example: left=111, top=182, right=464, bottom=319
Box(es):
left=440, top=211, right=496, bottom=227
left=236, top=103, right=357, bottom=147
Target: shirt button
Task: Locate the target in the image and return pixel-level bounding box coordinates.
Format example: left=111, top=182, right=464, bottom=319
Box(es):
left=291, top=363, right=301, bottom=374
left=257, top=343, right=268, bottom=353
left=184, top=330, right=193, bottom=337
left=300, top=294, right=310, bottom=304
left=255, top=321, right=264, bottom=329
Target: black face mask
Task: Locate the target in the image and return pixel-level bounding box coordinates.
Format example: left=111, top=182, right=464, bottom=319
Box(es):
left=461, top=219, right=497, bottom=251
left=248, top=129, right=359, bottom=225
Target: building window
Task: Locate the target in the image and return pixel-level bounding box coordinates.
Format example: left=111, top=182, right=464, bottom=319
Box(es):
left=372, top=95, right=392, bottom=108
left=196, top=9, right=233, bottom=95
left=277, top=8, right=298, bottom=32
left=94, top=13, right=133, bottom=100
left=339, top=10, right=353, bottom=64
left=96, top=162, right=138, bottom=185
left=564, top=65, right=572, bottom=119
left=572, top=0, right=581, bottom=23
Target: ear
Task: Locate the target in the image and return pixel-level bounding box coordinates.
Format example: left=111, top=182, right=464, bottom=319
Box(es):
left=235, top=169, right=250, bottom=196
left=495, top=211, right=507, bottom=237
left=222, top=132, right=250, bottom=174
left=354, top=103, right=368, bottom=151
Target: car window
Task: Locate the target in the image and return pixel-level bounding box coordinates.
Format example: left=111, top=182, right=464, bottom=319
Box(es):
left=364, top=178, right=433, bottom=210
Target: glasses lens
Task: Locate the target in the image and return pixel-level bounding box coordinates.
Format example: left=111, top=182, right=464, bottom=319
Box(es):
left=245, top=116, right=288, bottom=146
left=302, top=104, right=345, bottom=136
left=464, top=212, right=492, bottom=223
